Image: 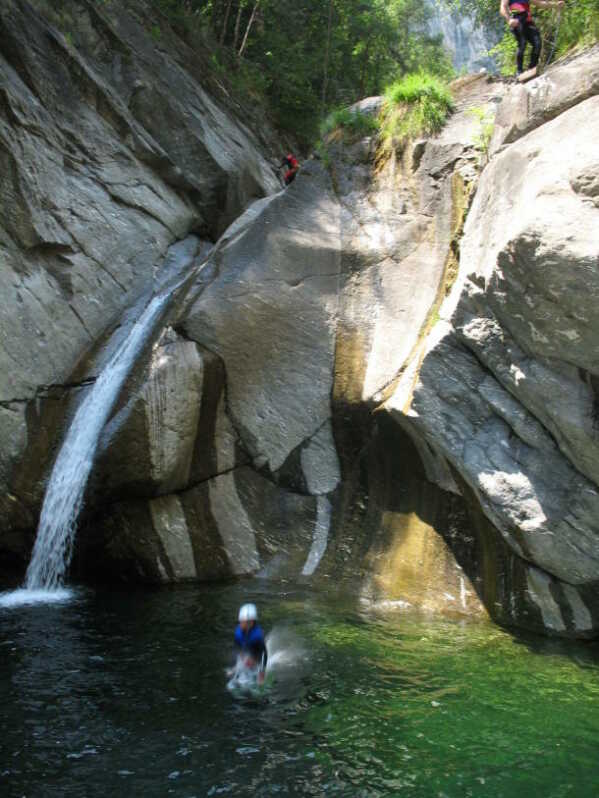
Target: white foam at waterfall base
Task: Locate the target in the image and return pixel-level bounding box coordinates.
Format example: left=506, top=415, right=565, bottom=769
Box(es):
left=23, top=294, right=169, bottom=594
left=0, top=587, right=74, bottom=608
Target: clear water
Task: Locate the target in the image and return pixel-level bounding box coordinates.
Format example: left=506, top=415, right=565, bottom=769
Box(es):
left=1, top=580, right=599, bottom=798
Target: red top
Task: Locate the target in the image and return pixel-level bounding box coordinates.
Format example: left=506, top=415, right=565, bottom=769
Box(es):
left=509, top=1, right=532, bottom=20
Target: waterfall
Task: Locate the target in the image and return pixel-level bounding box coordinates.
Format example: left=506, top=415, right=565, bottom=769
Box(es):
left=426, top=0, right=499, bottom=73
left=24, top=293, right=169, bottom=593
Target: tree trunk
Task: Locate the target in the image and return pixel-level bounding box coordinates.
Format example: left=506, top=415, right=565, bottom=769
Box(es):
left=359, top=34, right=373, bottom=97
left=321, top=0, right=334, bottom=112
left=232, top=1, right=244, bottom=51
left=220, top=0, right=234, bottom=45
left=238, top=0, right=260, bottom=57
left=211, top=0, right=221, bottom=35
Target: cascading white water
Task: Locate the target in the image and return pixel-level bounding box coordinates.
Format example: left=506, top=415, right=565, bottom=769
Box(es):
left=426, top=0, right=499, bottom=73
left=24, top=293, right=169, bottom=593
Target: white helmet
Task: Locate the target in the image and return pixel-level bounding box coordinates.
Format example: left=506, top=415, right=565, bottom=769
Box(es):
left=238, top=603, right=258, bottom=622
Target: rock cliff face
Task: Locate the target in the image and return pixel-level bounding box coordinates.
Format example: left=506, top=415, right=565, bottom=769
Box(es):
left=0, top=0, right=278, bottom=550
left=81, top=74, right=504, bottom=621
left=2, top=0, right=599, bottom=639
left=385, top=47, right=599, bottom=636
left=425, top=0, right=499, bottom=74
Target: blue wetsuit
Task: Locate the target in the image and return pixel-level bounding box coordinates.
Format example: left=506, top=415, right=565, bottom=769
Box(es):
left=234, top=623, right=267, bottom=669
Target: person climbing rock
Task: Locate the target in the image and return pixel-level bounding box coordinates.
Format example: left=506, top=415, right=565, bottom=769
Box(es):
left=233, top=603, right=268, bottom=683
left=499, top=0, right=564, bottom=81
left=278, top=153, right=299, bottom=186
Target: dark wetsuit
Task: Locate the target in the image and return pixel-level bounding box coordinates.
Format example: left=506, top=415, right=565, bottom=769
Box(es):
left=509, top=1, right=541, bottom=74
left=234, top=623, right=267, bottom=669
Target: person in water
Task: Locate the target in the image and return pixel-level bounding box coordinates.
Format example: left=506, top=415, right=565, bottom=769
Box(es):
left=234, top=603, right=268, bottom=683
left=499, top=0, right=564, bottom=79
left=278, top=154, right=299, bottom=186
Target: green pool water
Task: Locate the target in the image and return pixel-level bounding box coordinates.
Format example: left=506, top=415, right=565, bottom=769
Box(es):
left=1, top=580, right=598, bottom=797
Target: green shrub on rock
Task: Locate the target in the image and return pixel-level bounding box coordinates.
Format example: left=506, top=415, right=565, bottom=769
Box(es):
left=379, top=73, right=454, bottom=156
left=320, top=107, right=381, bottom=141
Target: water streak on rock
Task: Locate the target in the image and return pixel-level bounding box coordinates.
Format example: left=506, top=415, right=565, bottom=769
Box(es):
left=302, top=496, right=332, bottom=576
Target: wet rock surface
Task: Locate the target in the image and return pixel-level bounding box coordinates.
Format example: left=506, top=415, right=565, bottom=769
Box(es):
left=2, top=7, right=599, bottom=640
left=0, top=0, right=278, bottom=539
left=69, top=75, right=504, bottom=598
left=386, top=50, right=599, bottom=636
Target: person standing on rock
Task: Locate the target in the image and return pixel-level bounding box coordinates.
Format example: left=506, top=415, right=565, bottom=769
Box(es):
left=278, top=154, right=299, bottom=186
left=233, top=603, right=268, bottom=683
left=499, top=0, right=564, bottom=81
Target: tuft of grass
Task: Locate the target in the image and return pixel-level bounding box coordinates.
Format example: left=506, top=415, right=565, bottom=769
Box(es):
left=468, top=105, right=495, bottom=163
left=385, top=73, right=453, bottom=108
left=320, top=107, right=380, bottom=142
left=379, top=73, right=454, bottom=157
left=315, top=140, right=332, bottom=169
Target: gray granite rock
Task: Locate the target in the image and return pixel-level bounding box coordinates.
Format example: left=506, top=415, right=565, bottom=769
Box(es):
left=0, top=0, right=279, bottom=540
left=181, top=161, right=342, bottom=477
left=490, top=46, right=599, bottom=155
left=384, top=78, right=599, bottom=635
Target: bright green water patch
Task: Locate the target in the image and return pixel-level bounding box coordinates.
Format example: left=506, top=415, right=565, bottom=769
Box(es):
left=1, top=581, right=598, bottom=797
left=305, top=611, right=599, bottom=796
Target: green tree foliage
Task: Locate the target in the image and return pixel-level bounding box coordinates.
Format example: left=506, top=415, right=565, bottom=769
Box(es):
left=449, top=0, right=599, bottom=75
left=148, top=0, right=454, bottom=143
